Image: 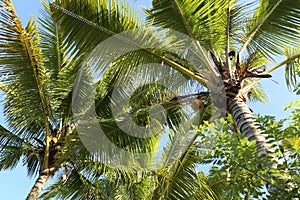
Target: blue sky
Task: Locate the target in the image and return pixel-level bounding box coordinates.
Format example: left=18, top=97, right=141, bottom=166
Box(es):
left=0, top=0, right=298, bottom=199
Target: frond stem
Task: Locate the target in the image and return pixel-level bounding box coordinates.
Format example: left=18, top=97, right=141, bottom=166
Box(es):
left=5, top=0, right=52, bottom=169
left=172, top=0, right=220, bottom=81
left=239, top=53, right=300, bottom=95
left=51, top=3, right=208, bottom=86
left=239, top=0, right=282, bottom=56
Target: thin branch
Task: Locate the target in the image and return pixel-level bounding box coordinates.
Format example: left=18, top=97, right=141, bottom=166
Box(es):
left=241, top=165, right=287, bottom=193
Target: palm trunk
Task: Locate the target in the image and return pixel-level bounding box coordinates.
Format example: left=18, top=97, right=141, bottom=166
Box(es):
left=26, top=169, right=50, bottom=200
left=228, top=97, right=277, bottom=191
left=228, top=96, right=275, bottom=158
left=228, top=97, right=296, bottom=194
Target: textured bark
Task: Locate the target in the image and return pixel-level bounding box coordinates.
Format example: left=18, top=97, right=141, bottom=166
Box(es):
left=228, top=97, right=295, bottom=194
left=228, top=97, right=276, bottom=189
left=26, top=169, right=50, bottom=200
left=228, top=96, right=274, bottom=157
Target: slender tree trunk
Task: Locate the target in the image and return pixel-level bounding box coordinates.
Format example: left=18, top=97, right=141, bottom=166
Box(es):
left=228, top=97, right=297, bottom=194
left=26, top=169, right=50, bottom=200
left=228, top=96, right=280, bottom=192
left=228, top=96, right=275, bottom=158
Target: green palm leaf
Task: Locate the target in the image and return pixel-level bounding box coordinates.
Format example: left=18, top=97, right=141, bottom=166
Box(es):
left=146, top=0, right=226, bottom=45
left=50, top=0, right=140, bottom=57
left=146, top=108, right=218, bottom=199
left=0, top=0, right=51, bottom=139
left=152, top=130, right=217, bottom=200
left=147, top=0, right=226, bottom=80
left=51, top=0, right=210, bottom=84
left=241, top=0, right=300, bottom=57
left=0, top=125, right=35, bottom=170
left=41, top=169, right=107, bottom=200
left=284, top=46, right=300, bottom=89
left=38, top=0, right=87, bottom=123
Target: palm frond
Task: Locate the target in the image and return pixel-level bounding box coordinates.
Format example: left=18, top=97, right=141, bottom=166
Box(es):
left=241, top=0, right=300, bottom=58
left=146, top=0, right=226, bottom=47
left=39, top=0, right=64, bottom=82
left=37, top=1, right=86, bottom=124
left=39, top=0, right=143, bottom=131
left=55, top=0, right=205, bottom=82
left=49, top=0, right=208, bottom=129
left=70, top=116, right=161, bottom=171
left=41, top=168, right=108, bottom=200
left=23, top=148, right=43, bottom=178
left=72, top=48, right=211, bottom=169
left=247, top=82, right=269, bottom=104
left=239, top=51, right=300, bottom=95
left=0, top=125, right=34, bottom=170
left=146, top=0, right=226, bottom=80
left=0, top=0, right=51, bottom=139
left=225, top=1, right=256, bottom=77
left=153, top=144, right=217, bottom=199
left=41, top=162, right=156, bottom=200
left=41, top=149, right=156, bottom=200
left=151, top=117, right=217, bottom=199
left=284, top=46, right=300, bottom=89
left=94, top=57, right=194, bottom=126
left=50, top=0, right=140, bottom=57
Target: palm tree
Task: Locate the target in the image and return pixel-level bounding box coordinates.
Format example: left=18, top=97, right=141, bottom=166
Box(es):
left=145, top=1, right=300, bottom=192
left=147, top=0, right=300, bottom=159
left=50, top=0, right=300, bottom=155
left=48, top=0, right=300, bottom=194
